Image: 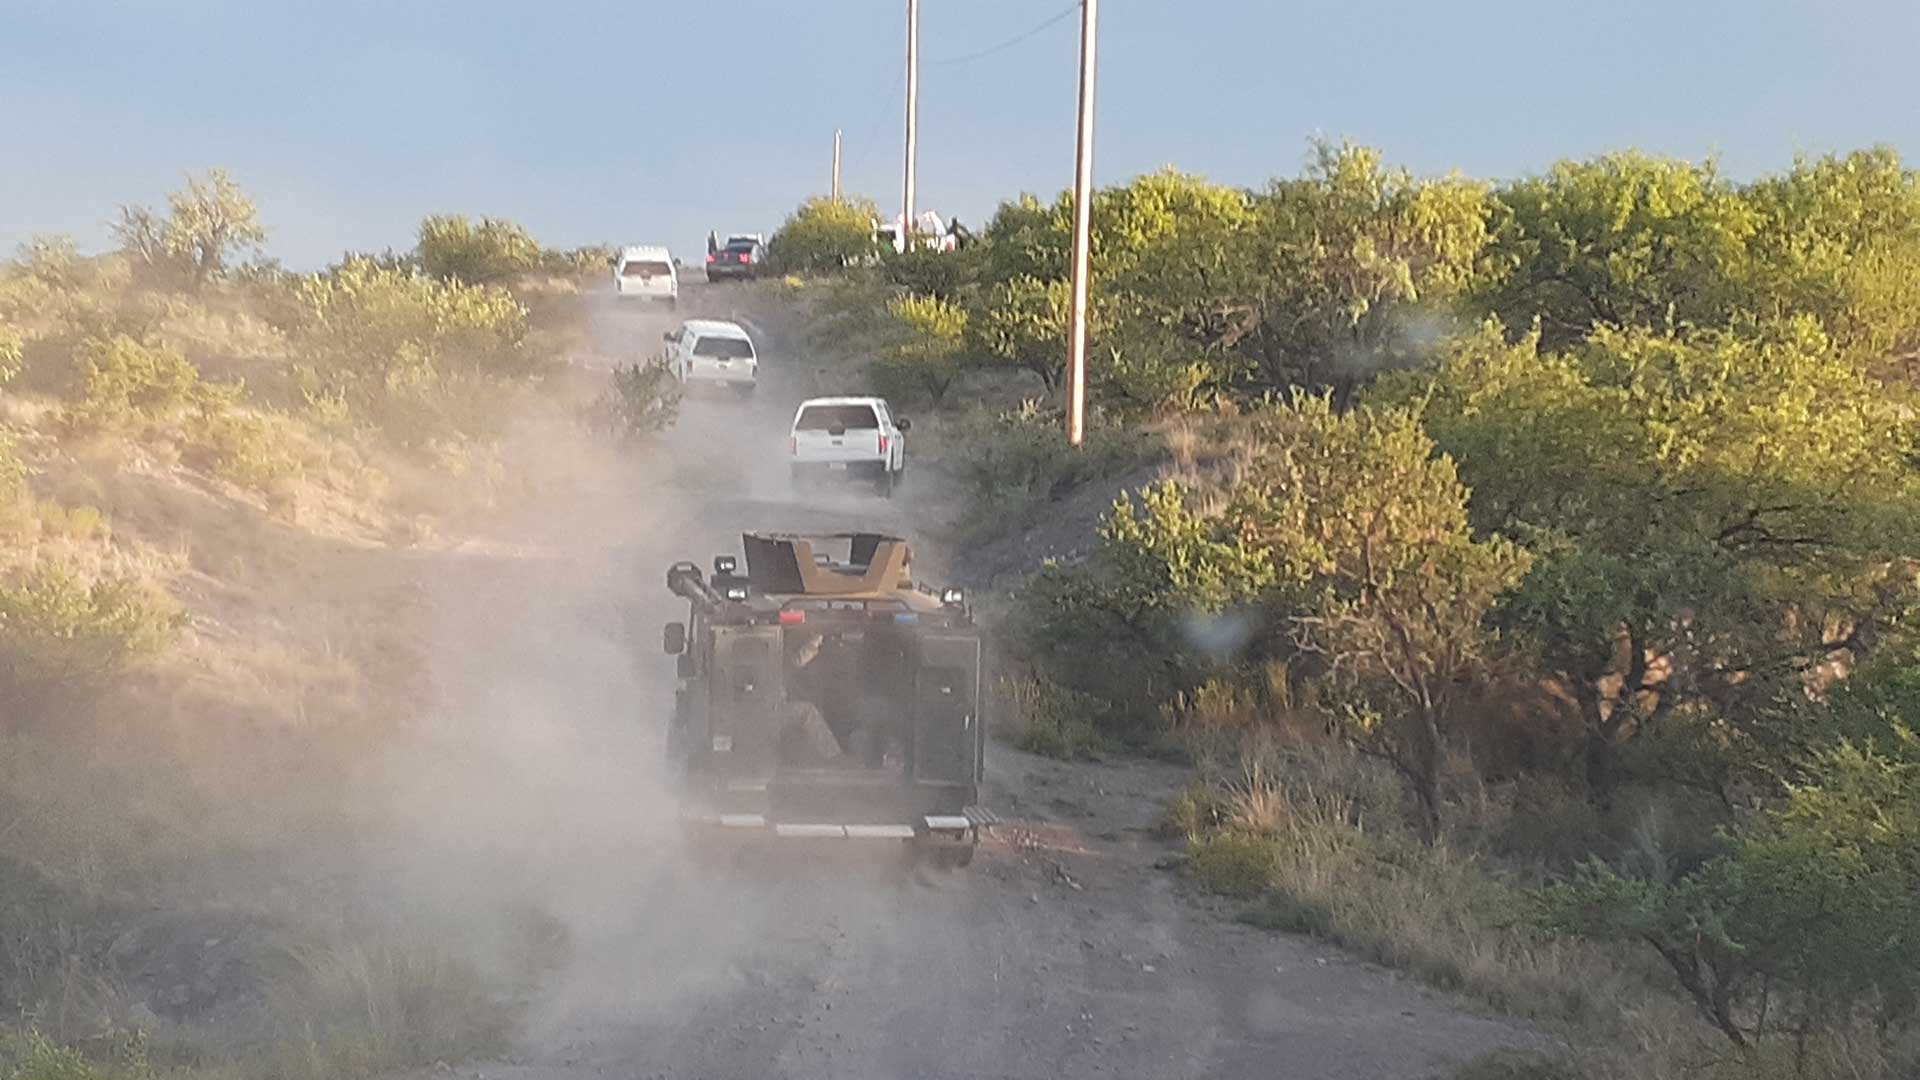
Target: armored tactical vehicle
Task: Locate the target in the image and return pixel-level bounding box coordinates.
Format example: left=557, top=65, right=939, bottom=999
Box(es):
left=663, top=532, right=991, bottom=864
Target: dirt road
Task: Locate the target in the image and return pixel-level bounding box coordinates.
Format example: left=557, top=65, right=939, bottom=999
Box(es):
left=397, top=281, right=1535, bottom=1080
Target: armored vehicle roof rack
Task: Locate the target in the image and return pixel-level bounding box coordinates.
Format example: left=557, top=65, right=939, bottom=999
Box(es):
left=742, top=532, right=913, bottom=596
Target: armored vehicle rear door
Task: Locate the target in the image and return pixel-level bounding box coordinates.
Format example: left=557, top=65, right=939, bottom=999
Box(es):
left=912, top=634, right=981, bottom=785
left=709, top=625, right=782, bottom=780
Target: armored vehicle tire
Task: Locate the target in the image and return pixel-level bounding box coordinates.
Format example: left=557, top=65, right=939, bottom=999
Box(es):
left=927, top=841, right=975, bottom=869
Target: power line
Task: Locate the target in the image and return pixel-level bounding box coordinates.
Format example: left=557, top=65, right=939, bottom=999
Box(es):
left=845, top=3, right=1080, bottom=198
left=844, top=67, right=906, bottom=187
left=928, top=3, right=1080, bottom=67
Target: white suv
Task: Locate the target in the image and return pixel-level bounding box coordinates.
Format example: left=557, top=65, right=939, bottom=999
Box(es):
left=663, top=319, right=758, bottom=397
left=788, top=397, right=909, bottom=497
left=614, top=245, right=677, bottom=305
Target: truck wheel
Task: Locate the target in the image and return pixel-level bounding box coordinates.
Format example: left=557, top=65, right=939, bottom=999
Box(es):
left=733, top=383, right=756, bottom=399
left=876, top=469, right=896, bottom=499
left=924, top=840, right=975, bottom=869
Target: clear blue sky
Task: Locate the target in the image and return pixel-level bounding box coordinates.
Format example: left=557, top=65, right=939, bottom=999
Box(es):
left=4, top=0, right=1916, bottom=270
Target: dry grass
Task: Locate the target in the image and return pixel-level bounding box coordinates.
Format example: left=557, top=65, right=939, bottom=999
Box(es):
left=0, top=257, right=612, bottom=1079
left=1177, top=731, right=1919, bottom=1080
left=257, top=928, right=514, bottom=1080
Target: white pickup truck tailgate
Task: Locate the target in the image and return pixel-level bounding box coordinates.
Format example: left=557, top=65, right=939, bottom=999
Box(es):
left=793, top=427, right=884, bottom=463
left=792, top=403, right=889, bottom=464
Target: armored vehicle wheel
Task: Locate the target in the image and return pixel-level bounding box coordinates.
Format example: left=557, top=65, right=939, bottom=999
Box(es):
left=918, top=831, right=976, bottom=870
left=933, top=842, right=975, bottom=869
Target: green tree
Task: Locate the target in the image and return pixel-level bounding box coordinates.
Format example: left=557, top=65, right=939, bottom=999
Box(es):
left=872, top=294, right=971, bottom=406
left=1743, top=147, right=1920, bottom=369
left=1386, top=319, right=1920, bottom=801
left=980, top=193, right=1068, bottom=283
left=1239, top=142, right=1494, bottom=398
left=1543, top=721, right=1920, bottom=1052
left=113, top=169, right=267, bottom=289
left=1228, top=396, right=1530, bottom=840
left=970, top=275, right=1075, bottom=391
left=769, top=196, right=882, bottom=273
left=970, top=170, right=1260, bottom=408
left=1476, top=152, right=1757, bottom=348
left=1016, top=397, right=1527, bottom=838
left=415, top=215, right=543, bottom=284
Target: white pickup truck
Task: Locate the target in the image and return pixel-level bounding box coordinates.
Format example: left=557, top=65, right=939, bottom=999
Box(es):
left=788, top=396, right=910, bottom=497
left=614, top=244, right=677, bottom=305
left=663, top=319, right=758, bottom=397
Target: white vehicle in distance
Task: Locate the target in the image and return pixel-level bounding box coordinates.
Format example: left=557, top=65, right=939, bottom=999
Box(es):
left=614, top=245, right=677, bottom=306
left=663, top=319, right=758, bottom=397
left=788, top=396, right=910, bottom=497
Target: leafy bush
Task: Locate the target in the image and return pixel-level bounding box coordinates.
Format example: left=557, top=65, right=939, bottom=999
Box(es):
left=540, top=243, right=616, bottom=278
left=1011, top=480, right=1274, bottom=732
left=927, top=405, right=1154, bottom=543
left=578, top=361, right=680, bottom=444
left=0, top=567, right=181, bottom=729
left=32, top=503, right=109, bottom=544
left=61, top=335, right=206, bottom=433
left=769, top=196, right=882, bottom=273
left=0, top=1030, right=155, bottom=1080
left=997, top=676, right=1112, bottom=760
left=182, top=401, right=305, bottom=495
left=869, top=294, right=970, bottom=406
left=289, top=258, right=535, bottom=444
left=0, top=433, right=31, bottom=542
left=1013, top=396, right=1528, bottom=830
left=0, top=322, right=20, bottom=384
left=1187, top=831, right=1279, bottom=899
left=415, top=214, right=542, bottom=284
left=1542, top=731, right=1920, bottom=1052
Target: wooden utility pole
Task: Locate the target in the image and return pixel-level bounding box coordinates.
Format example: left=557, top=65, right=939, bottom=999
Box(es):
left=902, top=0, right=920, bottom=252
left=832, top=129, right=843, bottom=203
left=1065, top=0, right=1099, bottom=445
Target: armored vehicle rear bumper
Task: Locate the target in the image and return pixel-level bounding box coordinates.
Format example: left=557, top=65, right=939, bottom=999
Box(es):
left=680, top=771, right=995, bottom=840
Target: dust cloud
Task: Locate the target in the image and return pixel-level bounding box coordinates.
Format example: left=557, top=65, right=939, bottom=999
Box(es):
left=314, top=282, right=927, bottom=1048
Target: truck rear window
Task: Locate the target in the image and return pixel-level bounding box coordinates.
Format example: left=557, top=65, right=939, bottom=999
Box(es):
left=692, top=336, right=754, bottom=359
left=621, top=261, right=671, bottom=278
left=795, top=405, right=879, bottom=431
